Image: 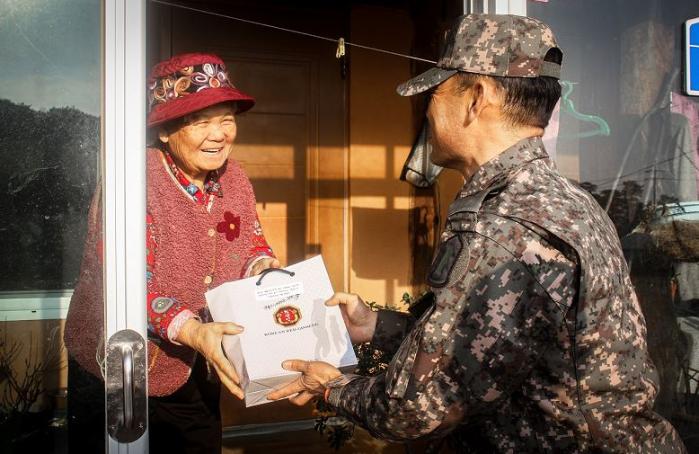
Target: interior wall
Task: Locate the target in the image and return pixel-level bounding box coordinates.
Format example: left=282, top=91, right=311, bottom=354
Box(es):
left=348, top=6, right=416, bottom=307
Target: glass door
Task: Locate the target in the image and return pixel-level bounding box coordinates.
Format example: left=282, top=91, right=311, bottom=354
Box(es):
left=0, top=0, right=105, bottom=452
left=479, top=0, right=699, bottom=448
left=525, top=0, right=699, bottom=450
left=0, top=0, right=148, bottom=452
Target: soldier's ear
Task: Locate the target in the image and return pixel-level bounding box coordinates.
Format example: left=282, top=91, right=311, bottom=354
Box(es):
left=466, top=80, right=488, bottom=123
left=467, top=78, right=501, bottom=124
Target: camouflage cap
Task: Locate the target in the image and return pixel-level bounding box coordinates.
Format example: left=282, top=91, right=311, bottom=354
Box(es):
left=397, top=14, right=561, bottom=96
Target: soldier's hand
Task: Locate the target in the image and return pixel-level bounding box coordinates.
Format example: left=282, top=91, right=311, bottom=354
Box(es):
left=325, top=292, right=377, bottom=344
left=175, top=318, right=245, bottom=399
left=267, top=360, right=341, bottom=406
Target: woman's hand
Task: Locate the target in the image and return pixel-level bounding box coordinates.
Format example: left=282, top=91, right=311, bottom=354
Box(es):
left=267, top=360, right=341, bottom=406
left=175, top=318, right=245, bottom=399
left=249, top=257, right=281, bottom=277
left=325, top=292, right=378, bottom=344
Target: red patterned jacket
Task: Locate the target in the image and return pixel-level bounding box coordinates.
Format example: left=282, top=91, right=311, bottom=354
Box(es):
left=64, top=148, right=274, bottom=396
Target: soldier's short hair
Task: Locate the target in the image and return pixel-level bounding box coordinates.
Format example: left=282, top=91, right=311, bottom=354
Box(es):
left=452, top=48, right=562, bottom=128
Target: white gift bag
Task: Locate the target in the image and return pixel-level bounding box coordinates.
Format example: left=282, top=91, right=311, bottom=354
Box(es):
left=206, top=255, right=357, bottom=406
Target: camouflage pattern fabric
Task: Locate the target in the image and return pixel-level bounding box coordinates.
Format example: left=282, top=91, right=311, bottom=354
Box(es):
left=371, top=307, right=416, bottom=356
left=397, top=14, right=561, bottom=97
left=327, top=137, right=685, bottom=452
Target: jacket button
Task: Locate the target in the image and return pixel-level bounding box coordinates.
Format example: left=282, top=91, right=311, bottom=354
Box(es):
left=204, top=275, right=213, bottom=285
left=208, top=228, right=215, bottom=237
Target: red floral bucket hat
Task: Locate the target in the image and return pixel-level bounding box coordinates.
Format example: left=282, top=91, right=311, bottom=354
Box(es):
left=147, top=52, right=255, bottom=128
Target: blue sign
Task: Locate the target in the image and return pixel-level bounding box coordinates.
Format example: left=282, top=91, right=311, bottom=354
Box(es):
left=687, top=18, right=699, bottom=96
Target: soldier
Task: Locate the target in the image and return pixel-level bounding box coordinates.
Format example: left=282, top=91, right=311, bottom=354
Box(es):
left=269, top=14, right=686, bottom=452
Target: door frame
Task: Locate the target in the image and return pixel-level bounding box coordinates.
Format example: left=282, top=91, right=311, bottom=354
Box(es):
left=103, top=0, right=149, bottom=451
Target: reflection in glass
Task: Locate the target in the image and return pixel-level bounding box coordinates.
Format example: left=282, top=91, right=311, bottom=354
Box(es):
left=0, top=0, right=101, bottom=452
left=0, top=0, right=100, bottom=290
left=531, top=0, right=699, bottom=449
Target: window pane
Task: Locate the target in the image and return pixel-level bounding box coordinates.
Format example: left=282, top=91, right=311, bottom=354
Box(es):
left=530, top=0, right=699, bottom=449
left=0, top=0, right=100, bottom=291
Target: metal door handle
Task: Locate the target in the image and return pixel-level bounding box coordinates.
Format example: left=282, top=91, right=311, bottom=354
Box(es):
left=122, top=345, right=134, bottom=429
left=106, top=329, right=147, bottom=442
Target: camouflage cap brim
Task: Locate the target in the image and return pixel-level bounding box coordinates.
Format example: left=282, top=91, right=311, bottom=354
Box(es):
left=396, top=67, right=458, bottom=97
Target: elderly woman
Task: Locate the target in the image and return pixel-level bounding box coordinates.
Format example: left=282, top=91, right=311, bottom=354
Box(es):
left=64, top=53, right=277, bottom=453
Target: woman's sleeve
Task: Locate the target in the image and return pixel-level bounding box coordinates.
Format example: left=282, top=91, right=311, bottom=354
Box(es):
left=241, top=212, right=276, bottom=277
left=145, top=212, right=198, bottom=343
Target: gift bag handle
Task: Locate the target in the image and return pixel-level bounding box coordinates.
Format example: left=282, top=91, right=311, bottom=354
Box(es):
left=256, top=267, right=295, bottom=286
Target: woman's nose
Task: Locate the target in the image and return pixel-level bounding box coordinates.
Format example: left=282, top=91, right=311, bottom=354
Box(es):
left=208, top=124, right=226, bottom=141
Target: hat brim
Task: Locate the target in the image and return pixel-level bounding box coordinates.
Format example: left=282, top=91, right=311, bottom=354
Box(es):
left=147, top=86, right=255, bottom=128
left=396, top=67, right=458, bottom=97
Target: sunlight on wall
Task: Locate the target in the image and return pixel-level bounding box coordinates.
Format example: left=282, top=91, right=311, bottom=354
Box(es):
left=235, top=145, right=297, bottom=179
left=230, top=7, right=423, bottom=307
left=348, top=7, right=415, bottom=306
left=351, top=145, right=388, bottom=179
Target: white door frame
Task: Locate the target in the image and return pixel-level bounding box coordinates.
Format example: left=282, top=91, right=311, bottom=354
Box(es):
left=103, top=0, right=148, bottom=451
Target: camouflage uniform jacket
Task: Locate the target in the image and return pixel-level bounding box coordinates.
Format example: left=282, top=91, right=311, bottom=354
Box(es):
left=327, top=137, right=685, bottom=452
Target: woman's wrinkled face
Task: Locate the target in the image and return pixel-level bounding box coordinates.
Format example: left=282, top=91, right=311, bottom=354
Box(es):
left=158, top=103, right=237, bottom=184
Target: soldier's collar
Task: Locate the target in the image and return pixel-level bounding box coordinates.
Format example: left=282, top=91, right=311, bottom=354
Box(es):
left=459, top=136, right=549, bottom=198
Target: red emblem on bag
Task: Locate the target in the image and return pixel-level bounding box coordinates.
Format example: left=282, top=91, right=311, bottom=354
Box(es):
left=274, top=306, right=301, bottom=326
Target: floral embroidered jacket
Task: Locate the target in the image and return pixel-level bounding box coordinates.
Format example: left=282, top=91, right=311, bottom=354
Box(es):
left=146, top=151, right=273, bottom=341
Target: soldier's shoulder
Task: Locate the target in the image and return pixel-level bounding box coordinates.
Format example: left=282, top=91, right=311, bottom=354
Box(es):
left=476, top=171, right=581, bottom=266
left=476, top=211, right=564, bottom=260
left=446, top=178, right=547, bottom=253
left=486, top=162, right=607, bottom=236
left=505, top=160, right=602, bottom=213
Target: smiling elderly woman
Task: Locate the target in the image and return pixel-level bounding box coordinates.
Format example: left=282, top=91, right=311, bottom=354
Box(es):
left=64, top=53, right=278, bottom=453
